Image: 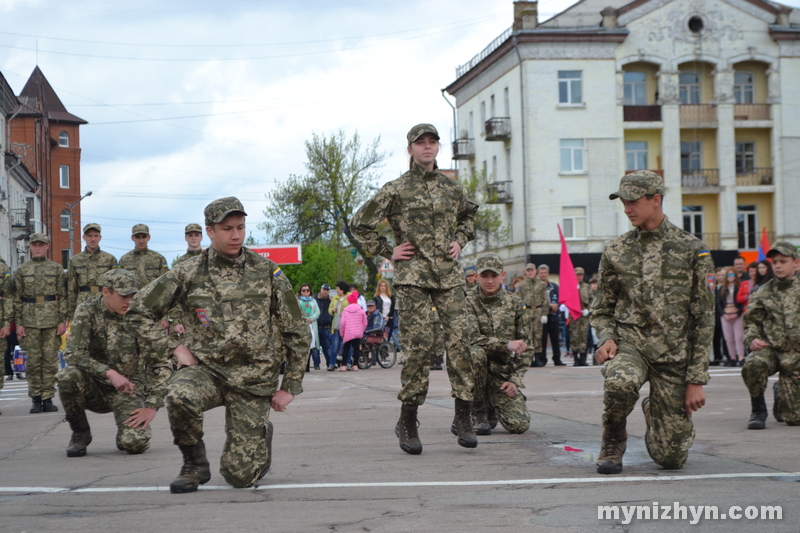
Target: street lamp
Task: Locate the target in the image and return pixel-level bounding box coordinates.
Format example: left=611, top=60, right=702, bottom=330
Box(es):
left=66, top=191, right=92, bottom=259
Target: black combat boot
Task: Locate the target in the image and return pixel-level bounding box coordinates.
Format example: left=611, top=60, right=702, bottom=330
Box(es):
left=596, top=420, right=627, bottom=474
left=395, top=403, right=422, bottom=455
left=486, top=401, right=498, bottom=430
left=578, top=353, right=588, bottom=366
left=773, top=382, right=784, bottom=423
left=450, top=398, right=478, bottom=448
left=65, top=412, right=93, bottom=457
left=472, top=398, right=491, bottom=436
left=41, top=398, right=59, bottom=412
left=30, top=396, right=42, bottom=413
left=257, top=421, right=274, bottom=481
left=169, top=440, right=212, bottom=493
left=747, top=393, right=768, bottom=429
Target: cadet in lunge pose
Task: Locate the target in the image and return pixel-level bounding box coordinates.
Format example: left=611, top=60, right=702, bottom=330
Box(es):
left=119, top=224, right=169, bottom=289
left=13, top=233, right=68, bottom=413
left=569, top=267, right=593, bottom=366
left=58, top=269, right=171, bottom=457
left=66, top=223, right=118, bottom=320
left=742, top=242, right=800, bottom=429
left=126, top=197, right=310, bottom=493
left=592, top=171, right=714, bottom=474
left=352, top=124, right=479, bottom=454
left=465, top=254, right=533, bottom=436
left=517, top=263, right=548, bottom=357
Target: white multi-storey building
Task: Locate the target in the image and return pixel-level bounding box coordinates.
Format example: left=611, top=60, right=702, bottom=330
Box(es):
left=445, top=0, right=800, bottom=275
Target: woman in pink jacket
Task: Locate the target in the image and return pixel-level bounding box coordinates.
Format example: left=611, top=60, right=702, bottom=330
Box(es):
left=338, top=291, right=367, bottom=371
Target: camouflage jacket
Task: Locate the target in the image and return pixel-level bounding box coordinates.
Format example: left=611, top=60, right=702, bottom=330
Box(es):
left=517, top=277, right=549, bottom=323
left=65, top=295, right=172, bottom=409
left=465, top=286, right=534, bottom=388
left=744, top=275, right=800, bottom=352
left=0, top=258, right=11, bottom=329
left=174, top=249, right=202, bottom=266
left=591, top=217, right=714, bottom=384
left=67, top=247, right=118, bottom=319
left=12, top=256, right=68, bottom=328
left=119, top=248, right=169, bottom=289
left=351, top=163, right=478, bottom=289
left=125, top=247, right=310, bottom=397
left=579, top=281, right=592, bottom=310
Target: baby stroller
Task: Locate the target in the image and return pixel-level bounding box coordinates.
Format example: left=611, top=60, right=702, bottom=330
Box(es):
left=356, top=327, right=397, bottom=370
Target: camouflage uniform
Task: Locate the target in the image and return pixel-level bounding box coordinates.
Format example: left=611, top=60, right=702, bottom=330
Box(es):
left=121, top=226, right=169, bottom=290
left=517, top=276, right=548, bottom=354
left=351, top=162, right=478, bottom=405
left=569, top=280, right=593, bottom=354
left=12, top=247, right=68, bottom=401
left=126, top=240, right=310, bottom=488
left=593, top=214, right=714, bottom=469
left=57, top=270, right=172, bottom=453
left=67, top=246, right=118, bottom=320
left=0, top=258, right=11, bottom=398
left=174, top=249, right=202, bottom=266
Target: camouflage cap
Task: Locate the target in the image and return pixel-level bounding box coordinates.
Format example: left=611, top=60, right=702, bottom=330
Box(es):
left=204, top=197, right=247, bottom=226
left=766, top=241, right=798, bottom=260
left=102, top=269, right=138, bottom=296
left=29, top=232, right=49, bottom=244
left=407, top=123, right=440, bottom=145
left=131, top=224, right=150, bottom=236
left=525, top=263, right=537, bottom=271
left=575, top=267, right=585, bottom=275
left=83, top=223, right=101, bottom=234
left=609, top=170, right=665, bottom=201
left=185, top=223, right=203, bottom=234
left=464, top=265, right=476, bottom=277
left=476, top=253, right=504, bottom=274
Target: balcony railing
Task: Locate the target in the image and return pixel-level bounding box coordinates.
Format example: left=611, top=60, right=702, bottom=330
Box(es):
left=739, top=231, right=776, bottom=251
left=736, top=167, right=773, bottom=186
left=484, top=117, right=511, bottom=141
left=485, top=180, right=513, bottom=203
left=680, top=104, right=717, bottom=124
left=734, top=104, right=770, bottom=121
left=682, top=169, right=719, bottom=187
left=623, top=105, right=661, bottom=122
left=686, top=232, right=721, bottom=249
left=452, top=139, right=475, bottom=160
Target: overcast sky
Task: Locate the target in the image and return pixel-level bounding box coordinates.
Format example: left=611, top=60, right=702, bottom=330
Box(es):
left=1, top=0, right=797, bottom=261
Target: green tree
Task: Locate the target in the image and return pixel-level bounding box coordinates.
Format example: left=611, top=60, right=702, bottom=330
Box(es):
left=460, top=169, right=509, bottom=256
left=279, top=240, right=365, bottom=292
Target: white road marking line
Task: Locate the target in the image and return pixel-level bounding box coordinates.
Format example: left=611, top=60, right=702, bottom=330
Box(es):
left=2, top=471, right=797, bottom=494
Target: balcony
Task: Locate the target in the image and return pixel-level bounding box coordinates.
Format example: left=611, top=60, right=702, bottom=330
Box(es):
left=10, top=208, right=32, bottom=238
left=680, top=104, right=717, bottom=125
left=740, top=230, right=776, bottom=251
left=485, top=180, right=513, bottom=203
left=484, top=117, right=511, bottom=141
left=681, top=169, right=719, bottom=187
left=623, top=105, right=661, bottom=122
left=688, top=232, right=721, bottom=249
left=734, top=104, right=770, bottom=121
left=736, top=167, right=773, bottom=186
left=452, top=139, right=475, bottom=160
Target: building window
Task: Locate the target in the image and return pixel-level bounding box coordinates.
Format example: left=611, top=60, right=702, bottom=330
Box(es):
left=503, top=87, right=510, bottom=116
left=735, top=142, right=756, bottom=174
left=737, top=205, right=757, bottom=250
left=558, top=71, right=582, bottom=104
left=560, top=139, right=584, bottom=173
left=625, top=141, right=648, bottom=170
left=490, top=94, right=496, bottom=118
left=491, top=155, right=497, bottom=180
left=562, top=207, right=587, bottom=239
left=682, top=205, right=704, bottom=240
left=58, top=131, right=69, bottom=147
left=679, top=73, right=700, bottom=104
left=60, top=165, right=70, bottom=188
left=734, top=72, right=754, bottom=104
left=468, top=111, right=474, bottom=138
left=61, top=209, right=71, bottom=231
left=61, top=250, right=71, bottom=269
left=680, top=142, right=702, bottom=170
left=623, top=72, right=646, bottom=105
left=480, top=101, right=486, bottom=128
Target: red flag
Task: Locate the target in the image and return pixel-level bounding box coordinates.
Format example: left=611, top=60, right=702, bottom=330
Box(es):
left=558, top=224, right=582, bottom=321
left=757, top=227, right=770, bottom=262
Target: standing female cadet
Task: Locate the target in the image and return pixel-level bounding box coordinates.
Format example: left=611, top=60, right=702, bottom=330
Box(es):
left=351, top=124, right=479, bottom=454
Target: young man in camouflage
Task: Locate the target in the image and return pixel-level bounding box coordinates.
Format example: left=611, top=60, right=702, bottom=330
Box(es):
left=516, top=263, right=549, bottom=358
left=126, top=197, right=310, bottom=492
left=465, top=254, right=533, bottom=436
left=742, top=242, right=800, bottom=429
left=174, top=223, right=204, bottom=265
left=119, top=224, right=169, bottom=289
left=66, top=223, right=118, bottom=321
left=13, top=233, right=68, bottom=413
left=57, top=269, right=171, bottom=457
left=569, top=267, right=593, bottom=366
left=592, top=170, right=714, bottom=474
left=0, top=255, right=11, bottom=411
left=463, top=266, right=477, bottom=291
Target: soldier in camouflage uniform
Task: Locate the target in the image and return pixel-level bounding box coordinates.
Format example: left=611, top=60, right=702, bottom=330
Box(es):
left=0, top=256, right=11, bottom=412
left=517, top=263, right=549, bottom=356
left=119, top=224, right=169, bottom=289
left=742, top=242, right=800, bottom=429
left=57, top=269, right=171, bottom=457
left=67, top=223, right=118, bottom=321
left=126, top=197, right=310, bottom=493
left=569, top=267, right=593, bottom=366
left=13, top=233, right=68, bottom=413
left=592, top=171, right=714, bottom=474
left=352, top=124, right=479, bottom=454
left=465, top=254, right=533, bottom=436
left=174, top=223, right=204, bottom=266
left=463, top=266, right=477, bottom=291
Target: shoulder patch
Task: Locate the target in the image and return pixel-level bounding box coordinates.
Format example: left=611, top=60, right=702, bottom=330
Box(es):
left=273, top=268, right=282, bottom=278
left=142, top=281, right=167, bottom=309
left=707, top=273, right=716, bottom=292
left=72, top=323, right=83, bottom=345
left=698, top=250, right=710, bottom=258
left=359, top=200, right=379, bottom=224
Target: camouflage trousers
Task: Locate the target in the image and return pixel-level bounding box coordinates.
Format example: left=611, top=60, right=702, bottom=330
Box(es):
left=742, top=348, right=800, bottom=426
left=602, top=344, right=696, bottom=469
left=569, top=315, right=590, bottom=354
left=395, top=285, right=473, bottom=405
left=56, top=366, right=151, bottom=454
left=166, top=365, right=272, bottom=488
left=528, top=310, right=544, bottom=354
left=485, top=374, right=530, bottom=434
left=20, top=327, right=60, bottom=399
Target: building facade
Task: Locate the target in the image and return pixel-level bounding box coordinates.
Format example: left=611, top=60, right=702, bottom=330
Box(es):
left=445, top=0, right=800, bottom=275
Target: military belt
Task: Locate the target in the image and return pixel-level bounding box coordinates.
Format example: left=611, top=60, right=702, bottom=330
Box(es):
left=79, top=286, right=101, bottom=293
left=23, top=296, right=58, bottom=303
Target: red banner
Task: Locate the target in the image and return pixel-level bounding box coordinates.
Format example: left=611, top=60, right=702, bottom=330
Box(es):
left=557, top=224, right=582, bottom=321
left=250, top=245, right=302, bottom=265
